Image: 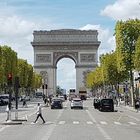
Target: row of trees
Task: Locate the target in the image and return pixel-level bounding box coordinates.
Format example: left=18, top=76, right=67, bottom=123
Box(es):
left=86, top=19, right=140, bottom=106
left=0, top=45, right=42, bottom=95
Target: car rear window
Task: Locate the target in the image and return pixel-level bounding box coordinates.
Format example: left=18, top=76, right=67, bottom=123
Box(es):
left=73, top=99, right=81, bottom=102
left=101, top=99, right=113, bottom=105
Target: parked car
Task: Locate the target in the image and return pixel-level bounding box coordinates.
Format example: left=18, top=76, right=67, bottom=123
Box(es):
left=51, top=98, right=63, bottom=109
left=70, top=98, right=83, bottom=109
left=0, top=99, right=6, bottom=106
left=99, top=98, right=114, bottom=112
left=0, top=94, right=9, bottom=105
left=93, top=98, right=100, bottom=109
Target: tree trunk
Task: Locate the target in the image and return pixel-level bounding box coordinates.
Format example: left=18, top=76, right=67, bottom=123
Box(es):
left=130, top=70, right=134, bottom=106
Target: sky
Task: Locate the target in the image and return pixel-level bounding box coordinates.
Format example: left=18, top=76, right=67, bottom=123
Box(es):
left=0, top=0, right=140, bottom=91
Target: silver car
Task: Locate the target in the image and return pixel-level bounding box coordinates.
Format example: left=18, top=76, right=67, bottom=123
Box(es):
left=70, top=98, right=83, bottom=109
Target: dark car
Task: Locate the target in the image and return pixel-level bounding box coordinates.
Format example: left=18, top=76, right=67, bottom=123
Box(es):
left=93, top=98, right=100, bottom=109
left=99, top=98, right=114, bottom=112
left=51, top=98, right=63, bottom=109
left=0, top=99, right=5, bottom=106
left=0, top=95, right=9, bottom=105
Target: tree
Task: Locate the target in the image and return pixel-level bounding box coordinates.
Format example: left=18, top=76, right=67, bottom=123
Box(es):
left=115, top=19, right=140, bottom=106
left=134, top=36, right=140, bottom=70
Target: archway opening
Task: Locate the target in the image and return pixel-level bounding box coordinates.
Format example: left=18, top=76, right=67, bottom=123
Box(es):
left=57, top=58, right=76, bottom=94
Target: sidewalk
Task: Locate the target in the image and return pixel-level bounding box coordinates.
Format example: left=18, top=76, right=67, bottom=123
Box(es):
left=0, top=102, right=48, bottom=125
left=120, top=103, right=140, bottom=113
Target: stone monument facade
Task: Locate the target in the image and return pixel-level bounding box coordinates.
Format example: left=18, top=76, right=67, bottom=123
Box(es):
left=31, top=29, right=100, bottom=95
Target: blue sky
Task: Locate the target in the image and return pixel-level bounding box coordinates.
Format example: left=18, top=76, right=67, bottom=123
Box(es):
left=0, top=0, right=139, bottom=91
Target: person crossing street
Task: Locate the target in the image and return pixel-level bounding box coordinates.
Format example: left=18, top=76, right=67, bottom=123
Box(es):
left=33, top=103, right=45, bottom=124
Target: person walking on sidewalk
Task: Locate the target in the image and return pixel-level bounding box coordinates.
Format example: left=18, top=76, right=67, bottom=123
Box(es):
left=34, top=103, right=45, bottom=124
left=135, top=99, right=140, bottom=113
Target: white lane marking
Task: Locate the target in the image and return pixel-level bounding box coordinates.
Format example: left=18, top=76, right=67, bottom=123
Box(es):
left=100, top=121, right=107, bottom=125
left=31, top=121, right=38, bottom=124
left=73, top=121, right=79, bottom=124
left=96, top=124, right=112, bottom=140
left=114, top=122, right=121, bottom=125
left=87, top=121, right=93, bottom=125
left=86, top=110, right=112, bottom=140
left=0, top=126, right=10, bottom=132
left=128, top=122, right=137, bottom=125
left=58, top=121, right=65, bottom=125
left=86, top=110, right=96, bottom=123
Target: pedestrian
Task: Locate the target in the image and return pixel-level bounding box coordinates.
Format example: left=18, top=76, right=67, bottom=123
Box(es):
left=33, top=103, right=45, bottom=124
left=5, top=105, right=9, bottom=121
left=135, top=99, right=140, bottom=113
left=44, top=98, right=47, bottom=104
left=22, top=98, right=27, bottom=107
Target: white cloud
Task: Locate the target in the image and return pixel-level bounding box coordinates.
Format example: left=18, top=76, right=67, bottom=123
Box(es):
left=101, top=0, right=140, bottom=20
left=80, top=24, right=116, bottom=56
left=0, top=15, right=40, bottom=64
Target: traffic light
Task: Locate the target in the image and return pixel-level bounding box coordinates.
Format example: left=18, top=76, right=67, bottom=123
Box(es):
left=7, top=73, right=12, bottom=86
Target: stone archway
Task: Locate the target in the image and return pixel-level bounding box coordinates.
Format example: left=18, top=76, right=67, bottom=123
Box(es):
left=31, top=29, right=100, bottom=95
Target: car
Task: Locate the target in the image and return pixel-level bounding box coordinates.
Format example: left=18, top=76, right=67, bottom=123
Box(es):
left=0, top=94, right=9, bottom=105
left=70, top=98, right=83, bottom=109
left=93, top=98, right=100, bottom=109
left=99, top=98, right=114, bottom=112
left=0, top=99, right=6, bottom=106
left=51, top=98, right=63, bottom=109
left=58, top=96, right=65, bottom=102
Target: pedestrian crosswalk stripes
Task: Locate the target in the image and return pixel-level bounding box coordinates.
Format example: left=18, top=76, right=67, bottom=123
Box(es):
left=58, top=121, right=65, bottom=124
left=128, top=122, right=137, bottom=125
left=87, top=121, right=93, bottom=124
left=73, top=121, right=79, bottom=124
left=55, top=121, right=139, bottom=126
left=114, top=122, right=121, bottom=125
left=100, top=121, right=107, bottom=125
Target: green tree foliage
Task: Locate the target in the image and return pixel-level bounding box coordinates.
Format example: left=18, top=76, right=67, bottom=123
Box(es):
left=17, top=59, right=28, bottom=87
left=115, top=19, right=140, bottom=72
left=0, top=45, right=17, bottom=84
left=33, top=72, right=42, bottom=89
left=115, top=19, right=140, bottom=106
left=134, top=36, right=140, bottom=70
left=0, top=45, right=42, bottom=94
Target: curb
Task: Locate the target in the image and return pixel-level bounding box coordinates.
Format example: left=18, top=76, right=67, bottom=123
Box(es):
left=12, top=119, right=27, bottom=122
left=1, top=120, right=22, bottom=125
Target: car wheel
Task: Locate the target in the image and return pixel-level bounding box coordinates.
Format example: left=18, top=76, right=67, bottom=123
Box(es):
left=71, top=107, right=73, bottom=109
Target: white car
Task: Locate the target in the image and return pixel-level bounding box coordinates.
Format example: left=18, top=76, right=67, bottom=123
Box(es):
left=70, top=98, right=83, bottom=109
left=58, top=96, right=65, bottom=102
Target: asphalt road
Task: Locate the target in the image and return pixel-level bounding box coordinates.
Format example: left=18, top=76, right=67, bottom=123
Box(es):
left=0, top=98, right=140, bottom=140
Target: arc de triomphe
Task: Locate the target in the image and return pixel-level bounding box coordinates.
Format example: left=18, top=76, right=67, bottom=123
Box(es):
left=31, top=29, right=100, bottom=95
